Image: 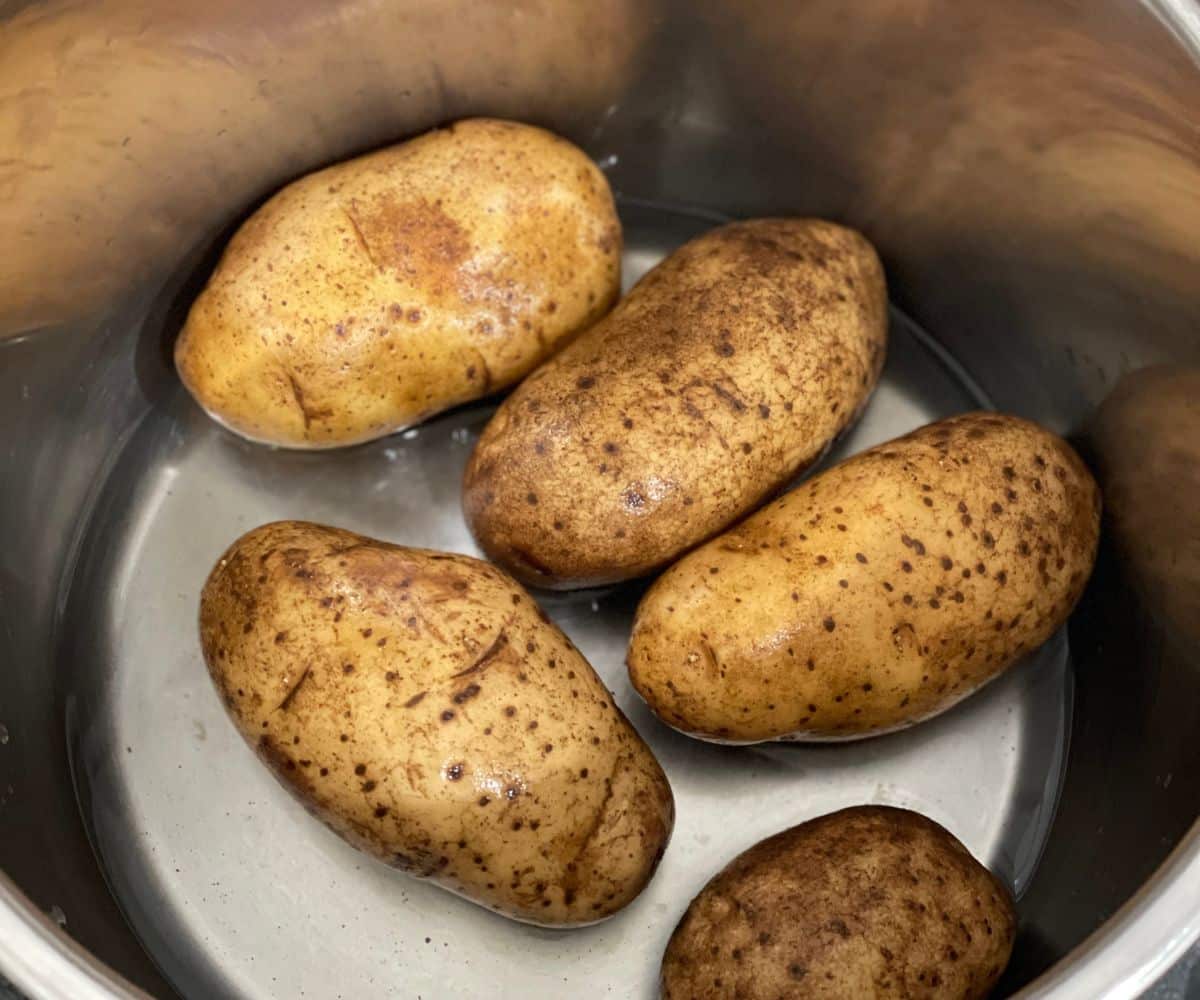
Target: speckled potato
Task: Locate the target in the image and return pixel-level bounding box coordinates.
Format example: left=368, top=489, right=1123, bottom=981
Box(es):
left=660, top=806, right=1016, bottom=1000
left=463, top=218, right=887, bottom=589
left=629, top=412, right=1101, bottom=742
left=175, top=118, right=620, bottom=448
left=199, top=521, right=673, bottom=925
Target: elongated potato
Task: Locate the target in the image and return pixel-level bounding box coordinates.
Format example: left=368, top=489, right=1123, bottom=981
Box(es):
left=175, top=118, right=620, bottom=448
left=660, top=806, right=1016, bottom=1000
left=463, top=218, right=887, bottom=589
left=200, top=521, right=673, bottom=925
left=629, top=412, right=1101, bottom=742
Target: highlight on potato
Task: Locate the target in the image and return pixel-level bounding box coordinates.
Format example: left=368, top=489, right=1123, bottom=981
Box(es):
left=198, top=520, right=674, bottom=926
left=660, top=805, right=1016, bottom=1000
left=628, top=411, right=1101, bottom=743
left=175, top=118, right=621, bottom=449
left=463, top=217, right=887, bottom=590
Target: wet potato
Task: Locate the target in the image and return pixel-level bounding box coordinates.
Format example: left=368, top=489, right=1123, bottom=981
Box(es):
left=463, top=218, right=887, bottom=589
left=629, top=412, right=1101, bottom=742
left=199, top=521, right=674, bottom=925
left=176, top=118, right=620, bottom=448
left=660, top=806, right=1016, bottom=1000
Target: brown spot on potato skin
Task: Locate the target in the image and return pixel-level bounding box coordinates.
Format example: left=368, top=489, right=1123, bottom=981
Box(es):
left=199, top=519, right=674, bottom=927
left=451, top=631, right=509, bottom=678
left=629, top=412, right=1100, bottom=742
left=347, top=196, right=471, bottom=284
left=463, top=218, right=887, bottom=590
left=276, top=666, right=312, bottom=712
left=660, top=806, right=1015, bottom=1000
left=452, top=683, right=482, bottom=704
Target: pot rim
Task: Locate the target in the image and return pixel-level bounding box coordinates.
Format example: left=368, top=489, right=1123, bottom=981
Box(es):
left=2, top=818, right=1199, bottom=999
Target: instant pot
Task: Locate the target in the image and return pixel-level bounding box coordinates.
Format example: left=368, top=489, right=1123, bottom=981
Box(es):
left=1, top=1, right=1198, bottom=997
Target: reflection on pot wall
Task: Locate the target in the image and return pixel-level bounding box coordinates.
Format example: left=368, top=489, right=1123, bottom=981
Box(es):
left=1092, top=366, right=1200, bottom=647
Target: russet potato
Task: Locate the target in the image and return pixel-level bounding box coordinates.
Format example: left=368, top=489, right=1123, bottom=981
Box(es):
left=629, top=412, right=1101, bottom=742
left=199, top=521, right=673, bottom=925
left=660, top=806, right=1016, bottom=1000
left=176, top=118, right=620, bottom=448
left=463, top=218, right=887, bottom=589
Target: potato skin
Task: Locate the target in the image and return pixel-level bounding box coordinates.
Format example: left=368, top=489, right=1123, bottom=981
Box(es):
left=199, top=521, right=673, bottom=925
left=660, top=806, right=1016, bottom=1000
left=629, top=412, right=1101, bottom=742
left=463, top=218, right=887, bottom=589
left=175, top=118, right=620, bottom=448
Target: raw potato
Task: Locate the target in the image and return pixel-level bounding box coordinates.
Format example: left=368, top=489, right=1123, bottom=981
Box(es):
left=199, top=521, right=673, bottom=926
left=175, top=118, right=620, bottom=448
left=629, top=412, right=1100, bottom=742
left=660, top=806, right=1016, bottom=1000
left=463, top=218, right=887, bottom=589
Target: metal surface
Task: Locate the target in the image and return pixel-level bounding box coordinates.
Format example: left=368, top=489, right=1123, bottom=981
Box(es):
left=1, top=0, right=1199, bottom=997
left=0, top=874, right=150, bottom=1000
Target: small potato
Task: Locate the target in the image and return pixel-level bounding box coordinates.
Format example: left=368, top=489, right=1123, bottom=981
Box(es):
left=629, top=412, right=1100, bottom=742
left=199, top=521, right=673, bottom=925
left=463, top=218, right=887, bottom=589
left=175, top=118, right=620, bottom=448
left=660, top=806, right=1016, bottom=1000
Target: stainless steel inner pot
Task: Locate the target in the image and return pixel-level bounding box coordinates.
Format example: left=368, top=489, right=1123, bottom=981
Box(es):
left=1, top=2, right=1199, bottom=998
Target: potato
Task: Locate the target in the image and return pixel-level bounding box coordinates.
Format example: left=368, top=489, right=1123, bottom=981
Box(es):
left=199, top=521, right=673, bottom=925
left=660, top=806, right=1016, bottom=1000
left=629, top=411, right=1100, bottom=742
left=463, top=218, right=887, bottom=589
left=175, top=118, right=620, bottom=448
